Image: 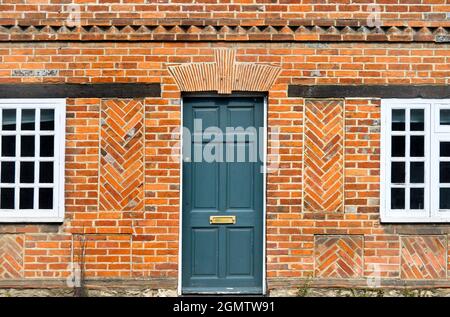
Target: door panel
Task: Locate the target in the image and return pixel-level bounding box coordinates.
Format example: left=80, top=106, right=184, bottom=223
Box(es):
left=228, top=107, right=254, bottom=128
left=192, top=228, right=219, bottom=277
left=194, top=107, right=219, bottom=129
left=227, top=162, right=253, bottom=209
left=227, top=228, right=254, bottom=276
left=193, top=161, right=219, bottom=209
left=182, top=97, right=264, bottom=294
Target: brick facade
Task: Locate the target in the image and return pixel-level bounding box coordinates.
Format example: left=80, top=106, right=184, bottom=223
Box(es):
left=0, top=2, right=450, bottom=292
left=1, top=1, right=448, bottom=26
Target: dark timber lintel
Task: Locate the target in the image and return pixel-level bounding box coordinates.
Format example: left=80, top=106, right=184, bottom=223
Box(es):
left=0, top=83, right=161, bottom=98
left=288, top=85, right=450, bottom=98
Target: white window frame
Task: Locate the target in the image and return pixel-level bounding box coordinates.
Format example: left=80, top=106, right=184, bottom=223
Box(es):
left=0, top=99, right=65, bottom=223
left=431, top=99, right=450, bottom=220
left=381, top=98, right=450, bottom=223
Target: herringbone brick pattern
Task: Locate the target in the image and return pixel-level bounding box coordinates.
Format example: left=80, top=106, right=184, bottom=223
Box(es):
left=304, top=99, right=344, bottom=212
left=401, top=236, right=447, bottom=280
left=0, top=234, right=24, bottom=279
left=100, top=99, right=144, bottom=211
left=315, top=235, right=363, bottom=278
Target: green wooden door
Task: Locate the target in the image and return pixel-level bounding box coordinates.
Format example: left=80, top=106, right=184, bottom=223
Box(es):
left=182, top=97, right=264, bottom=294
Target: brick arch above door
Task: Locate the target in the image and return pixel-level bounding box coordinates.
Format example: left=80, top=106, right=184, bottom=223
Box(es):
left=168, top=49, right=281, bottom=94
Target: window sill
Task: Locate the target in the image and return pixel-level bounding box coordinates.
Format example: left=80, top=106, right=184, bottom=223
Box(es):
left=0, top=217, right=64, bottom=223
left=380, top=216, right=450, bottom=224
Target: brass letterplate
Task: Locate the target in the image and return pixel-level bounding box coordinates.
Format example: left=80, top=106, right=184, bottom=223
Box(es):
left=210, top=216, right=236, bottom=225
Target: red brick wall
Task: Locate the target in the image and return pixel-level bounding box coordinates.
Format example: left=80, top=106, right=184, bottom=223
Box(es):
left=0, top=42, right=449, bottom=288
left=1, top=1, right=449, bottom=26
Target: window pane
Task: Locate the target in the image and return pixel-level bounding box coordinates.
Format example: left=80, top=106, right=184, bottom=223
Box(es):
left=21, top=109, right=35, bottom=130
left=440, top=142, right=450, bottom=157
left=39, top=188, right=53, bottom=209
left=40, top=136, right=54, bottom=157
left=410, top=109, right=424, bottom=131
left=391, top=162, right=405, bottom=183
left=410, top=188, right=424, bottom=210
left=391, top=136, right=405, bottom=157
left=2, top=109, right=16, bottom=131
left=410, top=162, right=424, bottom=183
left=19, top=188, right=33, bottom=209
left=440, top=109, right=450, bottom=125
left=20, top=162, right=34, bottom=183
left=439, top=188, right=450, bottom=209
left=21, top=136, right=35, bottom=157
left=440, top=162, right=450, bottom=183
left=2, top=136, right=15, bottom=157
left=410, top=136, right=424, bottom=157
left=39, top=162, right=53, bottom=183
left=1, top=162, right=14, bottom=183
left=392, top=109, right=405, bottom=131
left=40, top=109, right=55, bottom=131
left=391, top=188, right=405, bottom=209
left=0, top=188, right=14, bottom=209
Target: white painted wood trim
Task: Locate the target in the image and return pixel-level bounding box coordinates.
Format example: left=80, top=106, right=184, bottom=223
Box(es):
left=431, top=136, right=450, bottom=220
left=0, top=99, right=66, bottom=223
left=381, top=98, right=450, bottom=223
left=434, top=101, right=450, bottom=134
left=262, top=95, right=267, bottom=296
left=177, top=98, right=184, bottom=296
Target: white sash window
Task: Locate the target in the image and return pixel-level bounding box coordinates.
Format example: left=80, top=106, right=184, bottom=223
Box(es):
left=0, top=99, right=65, bottom=222
left=381, top=99, right=450, bottom=222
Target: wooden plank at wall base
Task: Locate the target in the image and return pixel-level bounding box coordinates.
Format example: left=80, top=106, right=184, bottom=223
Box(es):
left=0, top=83, right=161, bottom=98
left=288, top=85, right=450, bottom=98
left=0, top=278, right=178, bottom=289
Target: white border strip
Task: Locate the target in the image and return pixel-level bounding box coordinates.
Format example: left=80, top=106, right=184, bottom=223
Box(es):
left=177, top=97, right=183, bottom=296
left=262, top=95, right=267, bottom=295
